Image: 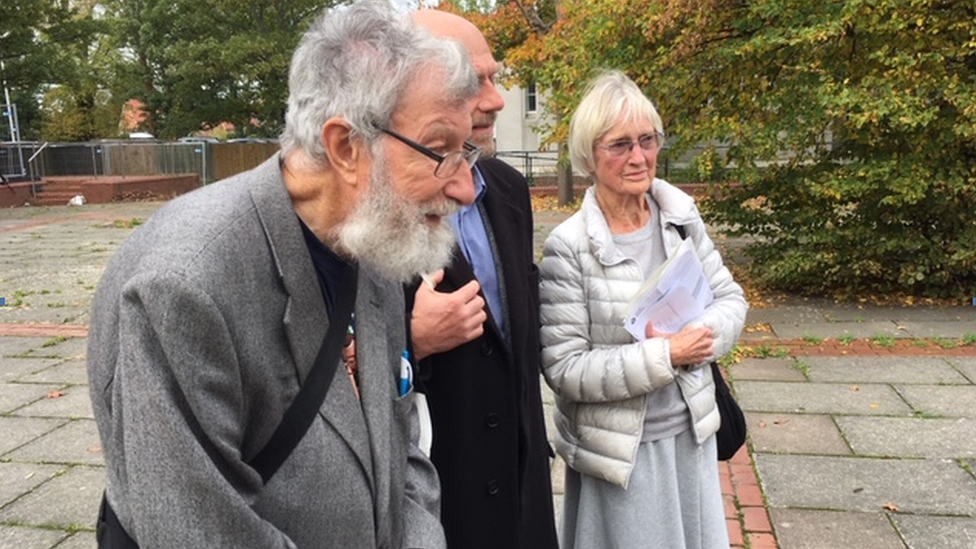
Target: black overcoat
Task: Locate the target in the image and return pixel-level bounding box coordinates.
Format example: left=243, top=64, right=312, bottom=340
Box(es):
left=407, top=157, right=559, bottom=549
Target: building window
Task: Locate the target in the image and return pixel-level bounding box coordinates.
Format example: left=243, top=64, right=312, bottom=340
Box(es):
left=525, top=83, right=537, bottom=114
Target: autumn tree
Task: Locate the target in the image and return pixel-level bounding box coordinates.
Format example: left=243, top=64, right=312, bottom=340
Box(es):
left=102, top=0, right=335, bottom=140
left=39, top=1, right=122, bottom=141
left=478, top=0, right=976, bottom=300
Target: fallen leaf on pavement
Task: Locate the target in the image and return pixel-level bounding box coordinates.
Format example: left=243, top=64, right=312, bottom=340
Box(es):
left=46, top=390, right=64, bottom=399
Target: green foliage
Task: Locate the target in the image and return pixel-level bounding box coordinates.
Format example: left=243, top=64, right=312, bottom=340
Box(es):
left=489, top=0, right=976, bottom=300
left=703, top=0, right=976, bottom=300
left=0, top=0, right=95, bottom=140
left=100, top=0, right=332, bottom=139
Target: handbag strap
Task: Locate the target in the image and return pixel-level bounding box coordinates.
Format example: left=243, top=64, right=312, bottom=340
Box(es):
left=248, top=262, right=359, bottom=484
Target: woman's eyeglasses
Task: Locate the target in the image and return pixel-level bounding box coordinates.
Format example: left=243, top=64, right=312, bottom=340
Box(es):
left=596, top=132, right=666, bottom=157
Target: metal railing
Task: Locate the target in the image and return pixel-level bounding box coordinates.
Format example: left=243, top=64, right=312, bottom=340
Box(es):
left=0, top=140, right=280, bottom=186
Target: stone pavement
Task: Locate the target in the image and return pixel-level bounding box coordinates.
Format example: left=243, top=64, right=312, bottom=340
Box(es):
left=2, top=201, right=975, bottom=548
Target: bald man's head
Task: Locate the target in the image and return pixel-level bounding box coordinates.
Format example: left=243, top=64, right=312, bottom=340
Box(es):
left=413, top=10, right=504, bottom=155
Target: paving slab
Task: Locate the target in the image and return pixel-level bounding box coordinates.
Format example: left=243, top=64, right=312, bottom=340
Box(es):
left=0, top=525, right=68, bottom=549
left=0, top=416, right=67, bottom=456
left=0, top=382, right=66, bottom=415
left=33, top=337, right=88, bottom=360
left=6, top=419, right=103, bottom=466
left=948, top=357, right=976, bottom=383
left=746, top=304, right=828, bottom=327
left=0, top=465, right=103, bottom=530
left=893, top=514, right=976, bottom=549
left=11, top=385, right=93, bottom=419
left=769, top=321, right=905, bottom=341
left=0, top=337, right=49, bottom=357
left=767, top=508, right=903, bottom=549
left=53, top=531, right=97, bottom=549
left=889, top=306, right=976, bottom=323
left=734, top=381, right=913, bottom=415
left=894, top=385, right=976, bottom=419
left=746, top=412, right=851, bottom=455
left=800, top=356, right=969, bottom=385
left=0, top=356, right=63, bottom=382
left=728, top=358, right=807, bottom=382
left=897, top=320, right=976, bottom=339
left=836, top=416, right=976, bottom=459
left=20, top=358, right=88, bottom=385
left=0, top=462, right=65, bottom=508
left=755, top=454, right=976, bottom=515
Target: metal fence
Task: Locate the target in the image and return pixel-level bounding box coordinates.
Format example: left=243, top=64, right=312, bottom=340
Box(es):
left=1, top=139, right=709, bottom=188
left=0, top=140, right=279, bottom=185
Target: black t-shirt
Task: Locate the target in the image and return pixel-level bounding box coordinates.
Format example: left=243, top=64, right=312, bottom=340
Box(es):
left=298, top=218, right=353, bottom=321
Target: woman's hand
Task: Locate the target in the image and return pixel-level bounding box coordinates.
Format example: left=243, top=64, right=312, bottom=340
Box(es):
left=646, top=321, right=714, bottom=367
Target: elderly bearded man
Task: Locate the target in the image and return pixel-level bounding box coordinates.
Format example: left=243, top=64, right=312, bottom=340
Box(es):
left=86, top=2, right=481, bottom=548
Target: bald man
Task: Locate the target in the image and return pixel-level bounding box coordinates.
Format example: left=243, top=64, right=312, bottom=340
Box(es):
left=406, top=9, right=559, bottom=549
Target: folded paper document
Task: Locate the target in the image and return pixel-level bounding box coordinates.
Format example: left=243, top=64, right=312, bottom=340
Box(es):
left=623, top=238, right=713, bottom=340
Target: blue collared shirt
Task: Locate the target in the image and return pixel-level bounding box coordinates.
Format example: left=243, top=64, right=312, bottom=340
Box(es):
left=448, top=166, right=505, bottom=341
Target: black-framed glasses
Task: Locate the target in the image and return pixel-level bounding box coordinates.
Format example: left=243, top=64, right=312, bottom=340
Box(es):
left=379, top=127, right=481, bottom=178
left=596, top=132, right=666, bottom=157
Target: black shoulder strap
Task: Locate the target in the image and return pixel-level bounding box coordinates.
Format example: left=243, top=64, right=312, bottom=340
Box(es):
left=248, top=262, right=359, bottom=484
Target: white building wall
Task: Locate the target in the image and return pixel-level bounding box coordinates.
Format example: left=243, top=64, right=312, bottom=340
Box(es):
left=494, top=84, right=559, bottom=177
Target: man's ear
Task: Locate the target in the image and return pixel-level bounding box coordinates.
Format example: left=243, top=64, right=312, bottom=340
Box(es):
left=321, top=117, right=361, bottom=182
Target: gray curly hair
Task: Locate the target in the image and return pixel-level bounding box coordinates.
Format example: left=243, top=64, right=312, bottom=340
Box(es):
left=279, top=0, right=478, bottom=164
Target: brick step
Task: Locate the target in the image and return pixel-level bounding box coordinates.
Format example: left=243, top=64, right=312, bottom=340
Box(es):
left=40, top=183, right=86, bottom=192
left=36, top=188, right=86, bottom=198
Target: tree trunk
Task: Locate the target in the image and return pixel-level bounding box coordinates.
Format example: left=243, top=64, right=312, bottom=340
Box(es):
left=557, top=141, right=574, bottom=206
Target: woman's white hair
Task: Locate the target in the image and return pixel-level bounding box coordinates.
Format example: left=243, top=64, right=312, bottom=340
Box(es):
left=279, top=0, right=477, bottom=165
left=568, top=69, right=664, bottom=176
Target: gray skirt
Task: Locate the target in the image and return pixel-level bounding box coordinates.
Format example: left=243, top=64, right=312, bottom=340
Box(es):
left=560, top=430, right=729, bottom=549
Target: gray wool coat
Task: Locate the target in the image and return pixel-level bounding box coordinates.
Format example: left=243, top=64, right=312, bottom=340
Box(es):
left=87, top=155, right=445, bottom=549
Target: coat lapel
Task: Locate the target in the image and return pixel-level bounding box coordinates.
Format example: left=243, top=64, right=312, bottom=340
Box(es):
left=351, top=269, right=400, bottom=539
left=248, top=155, right=373, bottom=486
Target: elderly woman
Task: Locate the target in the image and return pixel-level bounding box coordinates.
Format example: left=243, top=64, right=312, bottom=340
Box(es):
left=539, top=70, right=748, bottom=549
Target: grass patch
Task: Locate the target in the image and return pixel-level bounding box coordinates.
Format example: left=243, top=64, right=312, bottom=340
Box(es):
left=963, top=333, right=976, bottom=346
left=719, top=344, right=746, bottom=367
left=790, top=359, right=810, bottom=376
left=870, top=334, right=896, bottom=348
left=98, top=218, right=144, bottom=229
left=837, top=334, right=856, bottom=346
left=7, top=289, right=35, bottom=307
left=911, top=409, right=940, bottom=419
left=802, top=334, right=823, bottom=345
left=41, top=335, right=68, bottom=348
left=748, top=344, right=789, bottom=358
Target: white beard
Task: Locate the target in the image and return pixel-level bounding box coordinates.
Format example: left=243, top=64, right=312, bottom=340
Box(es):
left=336, top=155, right=458, bottom=283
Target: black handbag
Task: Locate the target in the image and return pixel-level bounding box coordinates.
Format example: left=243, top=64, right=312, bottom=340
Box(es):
left=710, top=361, right=747, bottom=461
left=97, top=264, right=358, bottom=548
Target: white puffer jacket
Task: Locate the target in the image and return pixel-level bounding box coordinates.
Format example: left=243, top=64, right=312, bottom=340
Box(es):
left=539, top=181, right=747, bottom=489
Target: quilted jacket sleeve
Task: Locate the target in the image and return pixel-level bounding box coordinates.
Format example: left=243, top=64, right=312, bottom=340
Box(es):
left=539, top=225, right=678, bottom=404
